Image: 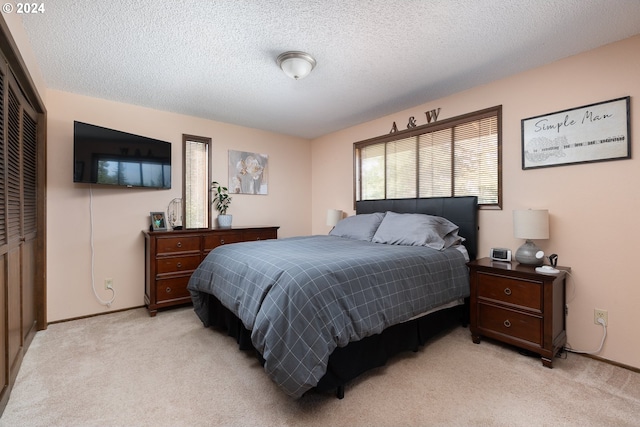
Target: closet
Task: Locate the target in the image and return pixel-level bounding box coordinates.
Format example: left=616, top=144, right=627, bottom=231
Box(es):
left=0, top=20, right=47, bottom=414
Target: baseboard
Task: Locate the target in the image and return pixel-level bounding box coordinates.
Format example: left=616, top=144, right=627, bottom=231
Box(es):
left=47, top=305, right=146, bottom=326
left=579, top=352, right=640, bottom=374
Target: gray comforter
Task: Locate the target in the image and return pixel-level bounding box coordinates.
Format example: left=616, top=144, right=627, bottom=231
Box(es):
left=188, top=235, right=469, bottom=398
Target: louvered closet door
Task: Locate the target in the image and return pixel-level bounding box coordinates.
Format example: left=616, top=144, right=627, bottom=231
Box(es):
left=0, top=21, right=45, bottom=416
left=0, top=63, right=7, bottom=400
left=4, top=72, right=38, bottom=386
left=21, top=99, right=38, bottom=348
left=6, top=84, right=22, bottom=380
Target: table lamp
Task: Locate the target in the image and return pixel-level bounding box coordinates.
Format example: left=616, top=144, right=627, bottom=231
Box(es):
left=326, top=209, right=343, bottom=228
left=513, top=209, right=549, bottom=266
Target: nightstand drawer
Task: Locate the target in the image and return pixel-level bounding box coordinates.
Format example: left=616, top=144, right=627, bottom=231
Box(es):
left=156, top=236, right=200, bottom=254
left=477, top=272, right=542, bottom=311
left=155, top=276, right=191, bottom=303
left=478, top=303, right=542, bottom=345
left=155, top=254, right=201, bottom=274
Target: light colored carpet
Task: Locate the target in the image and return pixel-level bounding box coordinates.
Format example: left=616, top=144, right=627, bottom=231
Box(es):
left=1, top=307, right=638, bottom=427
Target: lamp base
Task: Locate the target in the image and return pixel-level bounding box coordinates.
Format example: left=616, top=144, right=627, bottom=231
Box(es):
left=515, top=240, right=544, bottom=266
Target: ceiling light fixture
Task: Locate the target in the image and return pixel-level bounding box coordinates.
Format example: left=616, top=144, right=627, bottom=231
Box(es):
left=276, top=51, right=316, bottom=80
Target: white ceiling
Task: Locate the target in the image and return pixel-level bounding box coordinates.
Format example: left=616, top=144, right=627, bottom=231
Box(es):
left=20, top=0, right=640, bottom=139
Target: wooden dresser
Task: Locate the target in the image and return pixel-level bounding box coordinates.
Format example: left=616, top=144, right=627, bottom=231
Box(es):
left=468, top=257, right=570, bottom=367
left=143, top=226, right=279, bottom=316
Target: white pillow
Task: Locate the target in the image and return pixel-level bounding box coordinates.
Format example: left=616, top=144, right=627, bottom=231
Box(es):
left=372, top=211, right=460, bottom=250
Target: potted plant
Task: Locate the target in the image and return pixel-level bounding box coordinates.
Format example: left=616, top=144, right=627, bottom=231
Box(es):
left=211, top=181, right=232, bottom=228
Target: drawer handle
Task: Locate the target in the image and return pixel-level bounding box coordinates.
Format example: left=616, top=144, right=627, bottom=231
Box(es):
left=504, top=288, right=512, bottom=296
left=256, top=237, right=261, bottom=240
left=176, top=242, right=182, bottom=248
left=166, top=287, right=172, bottom=293
left=504, top=320, right=511, bottom=328
left=176, top=262, right=182, bottom=268
left=220, top=239, right=225, bottom=244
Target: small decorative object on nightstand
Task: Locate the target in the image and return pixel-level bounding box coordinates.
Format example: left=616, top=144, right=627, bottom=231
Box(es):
left=468, top=257, right=570, bottom=368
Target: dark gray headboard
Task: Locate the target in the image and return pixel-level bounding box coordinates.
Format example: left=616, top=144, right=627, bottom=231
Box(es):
left=355, top=196, right=479, bottom=261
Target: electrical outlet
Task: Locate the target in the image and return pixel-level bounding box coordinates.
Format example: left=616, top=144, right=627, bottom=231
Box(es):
left=594, top=309, right=608, bottom=326
left=105, top=278, right=113, bottom=290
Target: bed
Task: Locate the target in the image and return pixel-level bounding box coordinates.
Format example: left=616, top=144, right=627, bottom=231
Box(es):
left=188, top=196, right=478, bottom=399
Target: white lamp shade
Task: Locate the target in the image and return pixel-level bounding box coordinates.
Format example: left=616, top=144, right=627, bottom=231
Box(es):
left=326, top=209, right=343, bottom=227
left=513, top=209, right=549, bottom=240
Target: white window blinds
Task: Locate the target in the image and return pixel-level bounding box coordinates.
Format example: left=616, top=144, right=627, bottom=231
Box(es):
left=355, top=106, right=501, bottom=207
left=184, top=136, right=210, bottom=228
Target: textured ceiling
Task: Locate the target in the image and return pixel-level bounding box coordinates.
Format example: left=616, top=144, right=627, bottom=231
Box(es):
left=20, top=0, right=640, bottom=139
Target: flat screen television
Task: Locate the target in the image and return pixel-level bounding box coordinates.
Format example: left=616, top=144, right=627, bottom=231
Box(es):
left=73, top=121, right=171, bottom=189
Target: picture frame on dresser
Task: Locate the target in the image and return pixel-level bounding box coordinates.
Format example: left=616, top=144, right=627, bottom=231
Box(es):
left=150, top=211, right=167, bottom=231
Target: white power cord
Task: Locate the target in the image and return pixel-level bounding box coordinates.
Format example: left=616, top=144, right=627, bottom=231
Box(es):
left=565, top=317, right=607, bottom=355
left=89, top=186, right=115, bottom=308
left=561, top=270, right=607, bottom=355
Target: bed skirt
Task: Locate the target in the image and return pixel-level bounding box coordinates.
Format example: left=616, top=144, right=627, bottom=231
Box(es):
left=198, top=293, right=469, bottom=398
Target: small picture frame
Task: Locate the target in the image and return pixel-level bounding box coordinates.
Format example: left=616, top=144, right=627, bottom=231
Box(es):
left=150, top=211, right=167, bottom=231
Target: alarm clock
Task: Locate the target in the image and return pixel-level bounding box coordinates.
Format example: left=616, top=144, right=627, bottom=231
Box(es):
left=490, top=247, right=512, bottom=262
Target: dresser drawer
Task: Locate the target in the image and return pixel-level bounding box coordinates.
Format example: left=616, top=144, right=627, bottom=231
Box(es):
left=155, top=236, right=200, bottom=254
left=155, top=254, right=201, bottom=275
left=203, top=231, right=243, bottom=250
left=155, top=276, right=191, bottom=303
left=477, top=272, right=542, bottom=311
left=244, top=229, right=277, bottom=241
left=478, top=303, right=542, bottom=345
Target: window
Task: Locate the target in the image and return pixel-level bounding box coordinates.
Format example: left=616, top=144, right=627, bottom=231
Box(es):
left=354, top=106, right=501, bottom=208
left=183, top=134, right=211, bottom=228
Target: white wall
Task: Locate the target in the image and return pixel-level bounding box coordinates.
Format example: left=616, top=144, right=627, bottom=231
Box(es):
left=46, top=90, right=311, bottom=321
left=311, top=35, right=640, bottom=370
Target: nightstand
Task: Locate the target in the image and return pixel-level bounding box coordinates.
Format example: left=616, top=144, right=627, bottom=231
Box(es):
left=468, top=257, right=570, bottom=367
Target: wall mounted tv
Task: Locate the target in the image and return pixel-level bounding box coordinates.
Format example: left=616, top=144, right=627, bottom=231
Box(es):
left=73, top=121, right=171, bottom=189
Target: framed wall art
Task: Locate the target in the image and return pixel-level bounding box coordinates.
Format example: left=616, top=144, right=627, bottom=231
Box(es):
left=228, top=150, right=268, bottom=195
left=521, top=96, right=630, bottom=170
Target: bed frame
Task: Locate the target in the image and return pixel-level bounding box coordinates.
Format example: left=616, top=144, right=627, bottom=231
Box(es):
left=202, top=196, right=478, bottom=399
